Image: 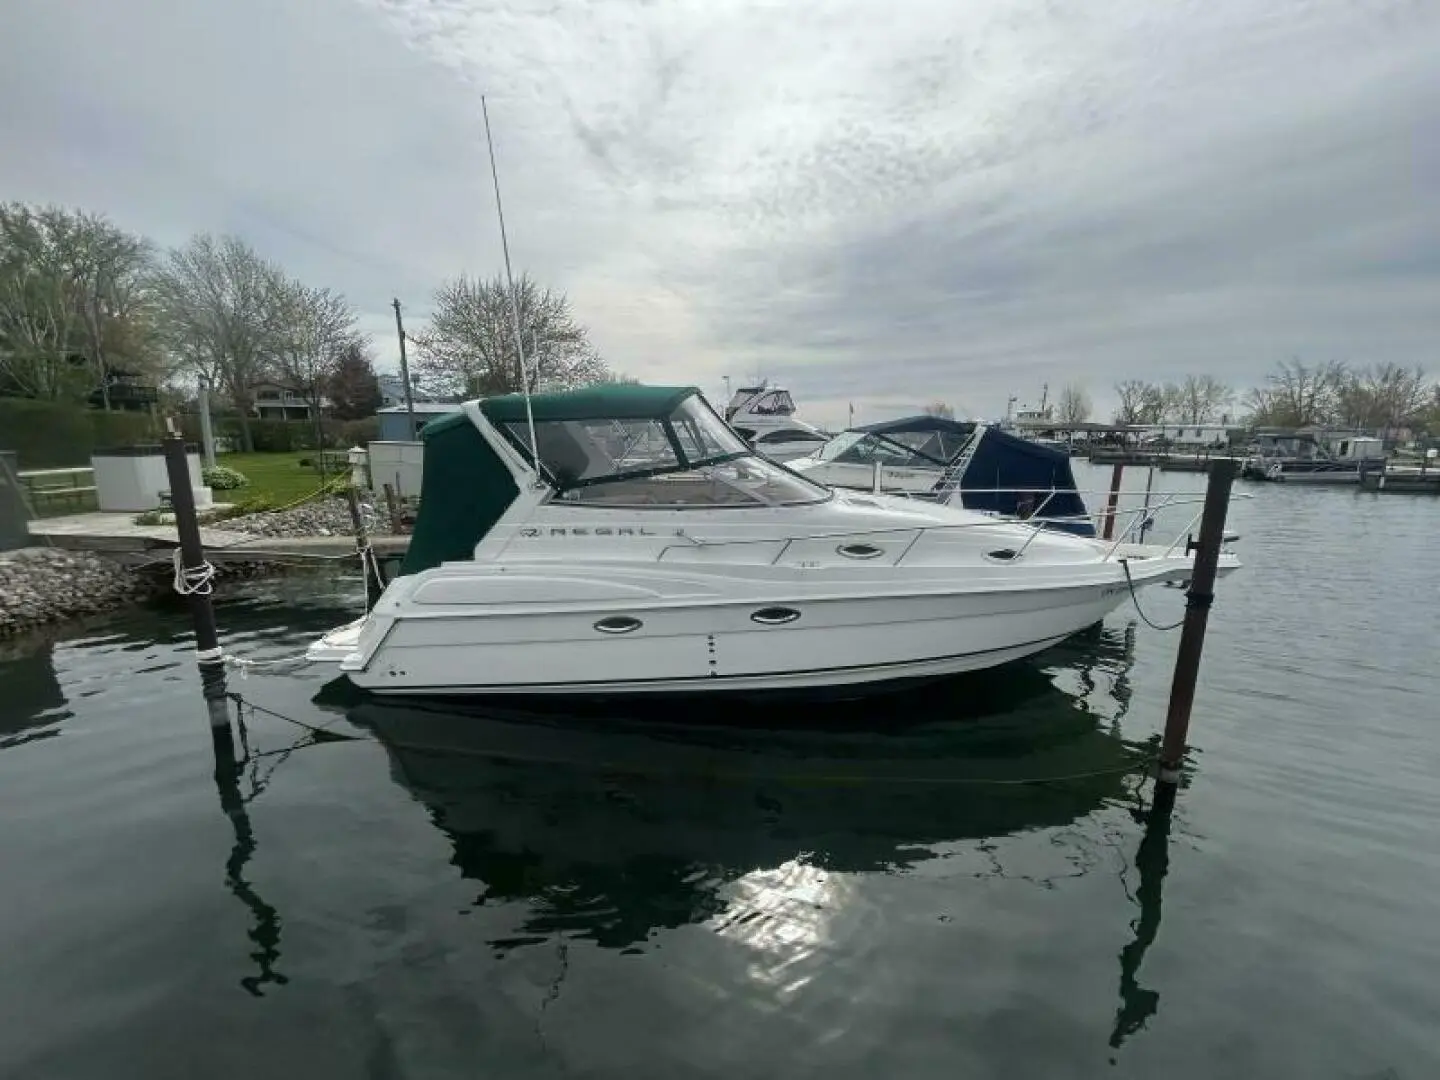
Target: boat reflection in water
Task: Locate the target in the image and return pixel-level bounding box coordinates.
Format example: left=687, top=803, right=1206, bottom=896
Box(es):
left=314, top=624, right=1151, bottom=960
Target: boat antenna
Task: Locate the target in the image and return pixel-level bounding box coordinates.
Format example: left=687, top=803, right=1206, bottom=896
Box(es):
left=481, top=94, right=542, bottom=488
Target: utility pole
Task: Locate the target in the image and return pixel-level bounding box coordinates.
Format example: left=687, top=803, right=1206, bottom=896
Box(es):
left=392, top=298, right=417, bottom=441
left=198, top=377, right=217, bottom=469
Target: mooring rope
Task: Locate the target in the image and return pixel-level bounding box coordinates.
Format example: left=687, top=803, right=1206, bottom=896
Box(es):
left=171, top=548, right=218, bottom=596
left=1119, top=558, right=1187, bottom=632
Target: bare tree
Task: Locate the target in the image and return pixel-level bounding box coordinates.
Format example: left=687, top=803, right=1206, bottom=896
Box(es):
left=1245, top=359, right=1347, bottom=428
left=409, top=272, right=608, bottom=396
left=59, top=211, right=153, bottom=408
left=151, top=235, right=283, bottom=451
left=1056, top=384, right=1091, bottom=424
left=922, top=401, right=955, bottom=419
left=1112, top=380, right=1150, bottom=425
left=269, top=278, right=361, bottom=447
left=0, top=210, right=84, bottom=398
left=1424, top=384, right=1440, bottom=436
left=1335, top=363, right=1428, bottom=434
left=0, top=203, right=154, bottom=402
left=1173, top=374, right=1234, bottom=425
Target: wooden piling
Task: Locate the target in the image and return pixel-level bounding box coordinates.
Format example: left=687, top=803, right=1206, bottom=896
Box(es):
left=1156, top=457, right=1238, bottom=785
left=162, top=434, right=222, bottom=668
left=1102, top=463, right=1125, bottom=540
left=382, top=482, right=401, bottom=534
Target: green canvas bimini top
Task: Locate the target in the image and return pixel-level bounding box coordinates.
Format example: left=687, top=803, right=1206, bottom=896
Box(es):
left=478, top=384, right=700, bottom=424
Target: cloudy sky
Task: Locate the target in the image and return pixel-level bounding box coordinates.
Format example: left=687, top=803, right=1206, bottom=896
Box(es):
left=3, top=0, right=1437, bottom=426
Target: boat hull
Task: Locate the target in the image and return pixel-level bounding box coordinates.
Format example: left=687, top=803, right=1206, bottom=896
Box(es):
left=313, top=555, right=1208, bottom=697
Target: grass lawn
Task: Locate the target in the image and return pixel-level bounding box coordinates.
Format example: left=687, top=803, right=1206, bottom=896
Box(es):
left=217, top=451, right=344, bottom=506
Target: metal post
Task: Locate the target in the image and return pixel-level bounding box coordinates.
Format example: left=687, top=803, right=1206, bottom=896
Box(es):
left=162, top=433, right=222, bottom=666
left=393, top=298, right=416, bottom=441
left=1138, top=465, right=1157, bottom=543
left=1156, top=457, right=1238, bottom=786
left=1102, top=463, right=1124, bottom=540
left=198, top=378, right=217, bottom=469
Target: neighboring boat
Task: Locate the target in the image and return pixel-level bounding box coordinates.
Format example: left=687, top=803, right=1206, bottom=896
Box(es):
left=307, top=385, right=1238, bottom=698
left=787, top=416, right=1095, bottom=536
left=786, top=416, right=968, bottom=494
left=1241, top=432, right=1385, bottom=484
left=722, top=383, right=829, bottom=462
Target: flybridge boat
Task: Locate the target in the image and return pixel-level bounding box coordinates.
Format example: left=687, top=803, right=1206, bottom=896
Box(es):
left=788, top=416, right=1094, bottom=535
left=723, top=383, right=830, bottom=462
left=308, top=385, right=1239, bottom=698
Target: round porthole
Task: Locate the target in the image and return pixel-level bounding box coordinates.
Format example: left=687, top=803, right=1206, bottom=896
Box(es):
left=751, top=607, right=801, bottom=626
left=837, top=542, right=885, bottom=559
left=986, top=548, right=1020, bottom=561
left=594, top=615, right=642, bottom=634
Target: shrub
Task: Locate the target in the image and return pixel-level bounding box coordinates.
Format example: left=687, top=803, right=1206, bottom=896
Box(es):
left=0, top=398, right=159, bottom=468
left=337, top=417, right=379, bottom=446
left=202, top=465, right=249, bottom=490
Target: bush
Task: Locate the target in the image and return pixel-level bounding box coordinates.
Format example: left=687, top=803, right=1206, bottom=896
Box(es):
left=202, top=465, right=249, bottom=490
left=0, top=398, right=159, bottom=468
left=337, top=417, right=379, bottom=446
left=173, top=413, right=379, bottom=452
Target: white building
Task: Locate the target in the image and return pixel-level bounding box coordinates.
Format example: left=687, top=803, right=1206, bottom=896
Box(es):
left=1137, top=424, right=1234, bottom=448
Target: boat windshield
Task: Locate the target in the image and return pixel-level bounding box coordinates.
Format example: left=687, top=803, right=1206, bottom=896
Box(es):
left=815, top=430, right=950, bottom=467
left=503, top=394, right=829, bottom=508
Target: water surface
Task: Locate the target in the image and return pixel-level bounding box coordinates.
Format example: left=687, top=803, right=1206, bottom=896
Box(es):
left=1, top=472, right=1437, bottom=1079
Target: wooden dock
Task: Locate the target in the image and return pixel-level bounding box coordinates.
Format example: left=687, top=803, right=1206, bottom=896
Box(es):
left=1361, top=471, right=1440, bottom=494
left=26, top=511, right=409, bottom=565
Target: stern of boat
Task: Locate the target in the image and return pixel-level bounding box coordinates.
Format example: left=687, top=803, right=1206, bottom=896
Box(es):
left=306, top=616, right=369, bottom=664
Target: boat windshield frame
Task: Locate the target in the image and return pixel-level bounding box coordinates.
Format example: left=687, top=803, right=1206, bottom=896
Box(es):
left=495, top=393, right=833, bottom=509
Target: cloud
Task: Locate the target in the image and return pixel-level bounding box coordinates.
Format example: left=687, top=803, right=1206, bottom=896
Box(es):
left=3, top=0, right=1437, bottom=423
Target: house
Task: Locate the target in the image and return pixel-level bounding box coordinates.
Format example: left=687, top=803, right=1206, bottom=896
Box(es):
left=375, top=401, right=459, bottom=442
left=1135, top=423, right=1237, bottom=449
left=250, top=381, right=329, bottom=421
left=377, top=373, right=437, bottom=409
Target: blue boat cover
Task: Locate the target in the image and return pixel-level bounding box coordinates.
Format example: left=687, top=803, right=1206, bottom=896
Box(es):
left=959, top=428, right=1093, bottom=536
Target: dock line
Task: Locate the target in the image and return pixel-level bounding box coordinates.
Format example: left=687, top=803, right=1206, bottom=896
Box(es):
left=1119, top=559, right=1186, bottom=633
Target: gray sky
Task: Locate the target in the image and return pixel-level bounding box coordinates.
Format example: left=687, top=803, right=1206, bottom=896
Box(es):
left=3, top=0, right=1436, bottom=427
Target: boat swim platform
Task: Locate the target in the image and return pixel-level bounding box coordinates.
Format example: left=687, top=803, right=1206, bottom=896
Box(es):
left=26, top=510, right=409, bottom=565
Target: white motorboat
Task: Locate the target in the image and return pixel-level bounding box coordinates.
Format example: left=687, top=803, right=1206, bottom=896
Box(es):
left=788, top=416, right=1095, bottom=534
left=309, top=385, right=1239, bottom=698
left=723, top=383, right=830, bottom=462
